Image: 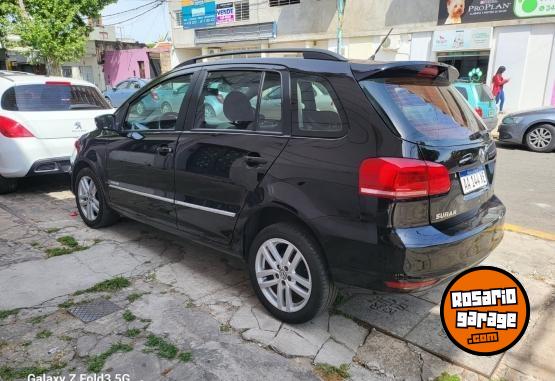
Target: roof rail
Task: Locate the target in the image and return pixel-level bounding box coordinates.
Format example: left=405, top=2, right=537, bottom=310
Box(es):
left=177, top=48, right=347, bottom=68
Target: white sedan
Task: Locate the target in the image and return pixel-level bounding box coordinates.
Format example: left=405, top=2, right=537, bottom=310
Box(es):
left=0, top=71, right=114, bottom=193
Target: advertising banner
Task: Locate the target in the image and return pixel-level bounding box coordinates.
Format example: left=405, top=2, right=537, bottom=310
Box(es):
left=432, top=27, right=492, bottom=51
left=438, top=0, right=555, bottom=25
left=182, top=1, right=216, bottom=29
left=216, top=2, right=235, bottom=24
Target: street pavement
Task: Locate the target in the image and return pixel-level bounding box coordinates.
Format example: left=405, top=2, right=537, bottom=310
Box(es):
left=0, top=146, right=554, bottom=381
left=495, top=143, right=555, bottom=234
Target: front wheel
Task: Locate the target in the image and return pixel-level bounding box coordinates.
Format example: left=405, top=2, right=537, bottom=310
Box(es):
left=248, top=222, right=336, bottom=323
left=525, top=124, right=555, bottom=152
left=75, top=167, right=119, bottom=228
left=0, top=175, right=17, bottom=194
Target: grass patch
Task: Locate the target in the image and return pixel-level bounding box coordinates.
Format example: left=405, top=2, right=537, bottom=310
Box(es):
left=126, top=328, right=141, bottom=338
left=434, top=373, right=461, bottom=381
left=333, top=292, right=347, bottom=307
left=87, top=343, right=133, bottom=373
left=57, top=236, right=79, bottom=247
left=28, top=315, right=45, bottom=324
left=45, top=236, right=88, bottom=258
left=0, top=309, right=19, bottom=320
left=314, top=364, right=350, bottom=381
left=140, top=318, right=152, bottom=323
left=178, top=351, right=192, bottom=363
left=60, top=335, right=73, bottom=342
left=45, top=227, right=61, bottom=234
left=31, top=242, right=40, bottom=248
left=0, top=365, right=50, bottom=381
left=127, top=293, right=143, bottom=303
left=122, top=310, right=136, bottom=322
left=74, top=277, right=130, bottom=295
left=58, top=300, right=75, bottom=309
left=36, top=330, right=52, bottom=339
left=145, top=334, right=178, bottom=359
left=219, top=324, right=231, bottom=332
left=185, top=301, right=194, bottom=308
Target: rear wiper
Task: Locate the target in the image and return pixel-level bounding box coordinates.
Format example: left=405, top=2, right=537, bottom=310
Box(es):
left=69, top=104, right=101, bottom=110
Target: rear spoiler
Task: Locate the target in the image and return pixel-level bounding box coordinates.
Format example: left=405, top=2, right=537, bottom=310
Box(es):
left=352, top=61, right=459, bottom=84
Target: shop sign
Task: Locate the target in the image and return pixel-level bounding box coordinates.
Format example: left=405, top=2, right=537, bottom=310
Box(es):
left=432, top=28, right=492, bottom=52
left=182, top=0, right=216, bottom=29
left=438, top=0, right=555, bottom=25
left=216, top=2, right=235, bottom=24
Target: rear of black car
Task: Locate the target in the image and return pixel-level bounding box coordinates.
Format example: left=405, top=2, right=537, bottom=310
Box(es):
left=352, top=62, right=505, bottom=291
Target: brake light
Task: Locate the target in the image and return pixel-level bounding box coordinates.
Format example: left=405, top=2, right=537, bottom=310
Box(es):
left=46, top=81, right=71, bottom=86
left=359, top=158, right=451, bottom=200
left=0, top=116, right=34, bottom=138
left=151, top=91, right=159, bottom=101
left=475, top=107, right=483, bottom=117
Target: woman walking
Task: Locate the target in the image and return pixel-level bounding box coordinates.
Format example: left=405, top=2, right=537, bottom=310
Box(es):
left=492, top=66, right=510, bottom=113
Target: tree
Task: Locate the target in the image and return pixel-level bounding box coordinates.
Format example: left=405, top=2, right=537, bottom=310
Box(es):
left=13, top=0, right=116, bottom=75
left=0, top=0, right=20, bottom=47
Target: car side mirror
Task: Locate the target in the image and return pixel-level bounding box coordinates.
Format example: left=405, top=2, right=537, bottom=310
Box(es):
left=95, top=114, right=118, bottom=132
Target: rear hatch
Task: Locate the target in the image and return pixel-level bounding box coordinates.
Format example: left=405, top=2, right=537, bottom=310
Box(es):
left=357, top=63, right=496, bottom=225
left=1, top=81, right=112, bottom=139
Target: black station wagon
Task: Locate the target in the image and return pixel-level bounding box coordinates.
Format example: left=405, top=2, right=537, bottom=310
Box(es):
left=71, top=49, right=506, bottom=323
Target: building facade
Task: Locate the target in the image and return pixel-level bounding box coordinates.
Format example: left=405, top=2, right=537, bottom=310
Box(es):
left=169, top=0, right=555, bottom=112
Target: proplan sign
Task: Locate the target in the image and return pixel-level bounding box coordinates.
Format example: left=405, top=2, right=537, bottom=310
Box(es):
left=432, top=27, right=492, bottom=51
left=438, top=0, right=555, bottom=25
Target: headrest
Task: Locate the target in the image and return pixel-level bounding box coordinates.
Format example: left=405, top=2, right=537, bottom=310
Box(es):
left=223, top=91, right=255, bottom=123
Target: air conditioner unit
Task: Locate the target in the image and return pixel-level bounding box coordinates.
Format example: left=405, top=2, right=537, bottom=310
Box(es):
left=382, top=35, right=401, bottom=51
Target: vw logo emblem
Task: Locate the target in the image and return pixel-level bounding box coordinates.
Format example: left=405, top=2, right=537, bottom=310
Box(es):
left=479, top=148, right=486, bottom=164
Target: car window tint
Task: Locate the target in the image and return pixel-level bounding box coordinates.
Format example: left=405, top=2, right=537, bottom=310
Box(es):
left=195, top=71, right=262, bottom=131
left=291, top=73, right=345, bottom=137
left=1, top=84, right=110, bottom=111
left=125, top=75, right=192, bottom=131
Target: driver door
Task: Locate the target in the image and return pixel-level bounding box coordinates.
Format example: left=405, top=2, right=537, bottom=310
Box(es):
left=105, top=72, right=197, bottom=228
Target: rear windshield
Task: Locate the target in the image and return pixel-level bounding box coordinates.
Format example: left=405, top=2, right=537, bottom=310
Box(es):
left=1, top=84, right=110, bottom=111
left=360, top=79, right=486, bottom=145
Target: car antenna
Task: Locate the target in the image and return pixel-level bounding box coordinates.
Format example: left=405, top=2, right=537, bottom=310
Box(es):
left=370, top=28, right=394, bottom=61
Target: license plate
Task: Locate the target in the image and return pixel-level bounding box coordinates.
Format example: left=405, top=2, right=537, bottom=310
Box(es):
left=459, top=167, right=488, bottom=194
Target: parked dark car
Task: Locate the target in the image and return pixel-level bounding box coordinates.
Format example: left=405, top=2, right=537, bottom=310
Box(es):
left=71, top=49, right=505, bottom=323
left=498, top=107, right=555, bottom=152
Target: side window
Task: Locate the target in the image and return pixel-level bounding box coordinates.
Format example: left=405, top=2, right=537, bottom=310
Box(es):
left=194, top=70, right=283, bottom=133
left=455, top=86, right=469, bottom=101
left=115, top=81, right=129, bottom=90
left=291, top=73, right=346, bottom=138
left=125, top=75, right=192, bottom=131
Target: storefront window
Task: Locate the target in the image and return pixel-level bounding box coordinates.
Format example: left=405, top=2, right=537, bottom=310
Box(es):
left=436, top=51, right=489, bottom=83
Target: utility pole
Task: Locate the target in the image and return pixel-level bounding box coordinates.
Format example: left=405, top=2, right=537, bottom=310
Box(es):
left=336, top=0, right=345, bottom=55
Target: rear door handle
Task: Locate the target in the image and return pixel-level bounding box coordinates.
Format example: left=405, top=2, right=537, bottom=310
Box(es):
left=244, top=154, right=268, bottom=166
left=156, top=145, right=174, bottom=155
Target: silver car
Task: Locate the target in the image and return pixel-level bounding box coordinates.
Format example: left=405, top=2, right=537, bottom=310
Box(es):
left=498, top=107, right=555, bottom=152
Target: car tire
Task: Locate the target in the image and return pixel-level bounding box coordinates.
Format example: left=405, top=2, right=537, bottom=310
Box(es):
left=0, top=175, right=17, bottom=194
left=136, top=101, right=146, bottom=116
left=248, top=222, right=336, bottom=324
left=75, top=167, right=119, bottom=228
left=525, top=124, right=555, bottom=153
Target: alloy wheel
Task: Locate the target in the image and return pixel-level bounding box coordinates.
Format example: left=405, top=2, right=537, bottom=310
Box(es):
left=528, top=127, right=552, bottom=149
left=255, top=238, right=312, bottom=313
left=161, top=103, right=172, bottom=114
left=78, top=176, right=100, bottom=221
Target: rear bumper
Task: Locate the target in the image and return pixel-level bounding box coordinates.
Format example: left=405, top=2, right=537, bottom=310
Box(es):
left=25, top=157, right=71, bottom=176
left=328, top=195, right=506, bottom=290
left=0, top=136, right=76, bottom=178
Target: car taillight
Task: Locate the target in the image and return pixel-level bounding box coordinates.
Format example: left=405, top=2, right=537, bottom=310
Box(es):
left=74, top=139, right=81, bottom=154
left=151, top=91, right=159, bottom=101
left=0, top=116, right=34, bottom=138
left=475, top=107, right=483, bottom=117
left=359, top=158, right=451, bottom=200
